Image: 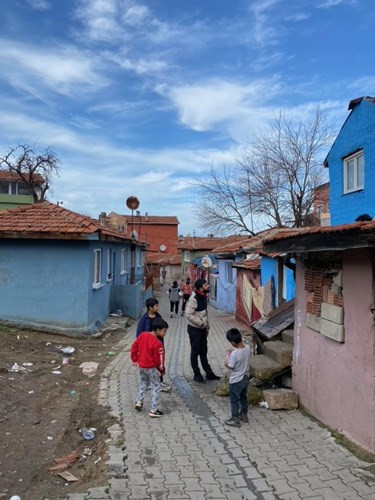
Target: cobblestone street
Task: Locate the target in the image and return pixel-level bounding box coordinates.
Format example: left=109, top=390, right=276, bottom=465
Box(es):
left=80, top=291, right=375, bottom=500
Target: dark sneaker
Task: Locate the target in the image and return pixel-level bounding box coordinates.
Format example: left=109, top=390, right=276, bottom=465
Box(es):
left=240, top=414, right=249, bottom=423
left=206, top=373, right=220, bottom=381
left=149, top=409, right=164, bottom=418
left=225, top=418, right=241, bottom=428
left=134, top=401, right=143, bottom=411
left=193, top=374, right=206, bottom=384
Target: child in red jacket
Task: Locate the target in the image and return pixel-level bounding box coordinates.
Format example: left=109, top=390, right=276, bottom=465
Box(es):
left=131, top=317, right=168, bottom=417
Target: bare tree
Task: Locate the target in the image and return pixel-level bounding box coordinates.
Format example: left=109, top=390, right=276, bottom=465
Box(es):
left=239, top=107, right=331, bottom=227
left=194, top=107, right=331, bottom=233
left=0, top=144, right=60, bottom=202
left=192, top=166, right=255, bottom=235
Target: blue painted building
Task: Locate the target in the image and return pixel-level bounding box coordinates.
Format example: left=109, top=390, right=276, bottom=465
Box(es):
left=325, top=96, right=375, bottom=225
left=0, top=202, right=147, bottom=335
left=261, top=255, right=295, bottom=307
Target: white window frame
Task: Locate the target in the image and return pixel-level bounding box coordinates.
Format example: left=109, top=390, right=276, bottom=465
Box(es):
left=343, top=150, right=364, bottom=194
left=107, top=248, right=113, bottom=281
left=136, top=249, right=143, bottom=268
left=120, top=248, right=127, bottom=275
left=184, top=250, right=191, bottom=262
left=93, top=249, right=102, bottom=289
left=225, top=262, right=233, bottom=284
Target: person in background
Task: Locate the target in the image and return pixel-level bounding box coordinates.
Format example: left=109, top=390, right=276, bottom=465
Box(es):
left=131, top=318, right=169, bottom=418
left=168, top=280, right=181, bottom=318
left=181, top=277, right=192, bottom=316
left=161, top=267, right=167, bottom=285
left=224, top=328, right=251, bottom=427
left=185, top=278, right=220, bottom=383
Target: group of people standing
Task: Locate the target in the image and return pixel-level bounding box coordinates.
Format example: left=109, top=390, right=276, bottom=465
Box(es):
left=131, top=278, right=251, bottom=427
left=167, top=277, right=193, bottom=318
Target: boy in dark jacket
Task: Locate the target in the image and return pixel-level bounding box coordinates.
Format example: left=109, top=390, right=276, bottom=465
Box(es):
left=131, top=318, right=168, bottom=417
left=136, top=298, right=161, bottom=338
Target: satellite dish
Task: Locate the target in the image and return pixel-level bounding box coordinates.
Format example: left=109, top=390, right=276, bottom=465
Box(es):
left=126, top=196, right=140, bottom=211
left=160, top=244, right=166, bottom=252
left=201, top=255, right=212, bottom=269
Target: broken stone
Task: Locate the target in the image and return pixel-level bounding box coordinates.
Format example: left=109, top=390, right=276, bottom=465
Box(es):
left=262, top=388, right=298, bottom=410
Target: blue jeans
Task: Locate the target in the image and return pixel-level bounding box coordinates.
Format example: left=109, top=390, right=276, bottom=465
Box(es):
left=229, top=375, right=249, bottom=419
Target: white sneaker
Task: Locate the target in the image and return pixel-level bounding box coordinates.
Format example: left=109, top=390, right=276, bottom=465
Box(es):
left=160, top=382, right=172, bottom=392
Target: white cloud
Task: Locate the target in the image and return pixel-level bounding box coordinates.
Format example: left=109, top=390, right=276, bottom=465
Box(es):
left=157, top=78, right=282, bottom=138
left=123, top=4, right=150, bottom=26
left=249, top=0, right=281, bottom=47
left=114, top=56, right=168, bottom=75
left=348, top=76, right=375, bottom=94
left=27, top=0, right=50, bottom=10
left=0, top=39, right=107, bottom=96
left=316, top=0, right=357, bottom=8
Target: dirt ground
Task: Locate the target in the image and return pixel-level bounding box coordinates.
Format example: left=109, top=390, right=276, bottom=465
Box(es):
left=0, top=319, right=132, bottom=500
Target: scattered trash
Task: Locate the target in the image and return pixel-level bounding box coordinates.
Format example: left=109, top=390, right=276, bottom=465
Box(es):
left=94, top=457, right=102, bottom=465
left=9, top=363, right=27, bottom=373
left=110, top=313, right=120, bottom=317
left=22, top=362, right=33, bottom=367
left=47, top=436, right=53, bottom=441
left=28, top=390, right=34, bottom=395
left=16, top=335, right=20, bottom=340
left=10, top=496, right=21, bottom=500
left=70, top=390, right=77, bottom=396
left=106, top=351, right=116, bottom=357
left=79, top=361, right=99, bottom=378
left=259, top=401, right=269, bottom=409
left=59, top=346, right=75, bottom=355
left=51, top=370, right=62, bottom=375
left=49, top=450, right=79, bottom=472
left=57, top=471, right=79, bottom=482
left=81, top=428, right=96, bottom=440
left=62, top=357, right=70, bottom=366
left=46, top=341, right=52, bottom=346
left=51, top=420, right=57, bottom=424
left=83, top=447, right=92, bottom=456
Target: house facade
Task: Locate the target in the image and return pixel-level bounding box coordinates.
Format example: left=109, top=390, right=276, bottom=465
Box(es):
left=263, top=222, right=375, bottom=454
left=325, top=96, right=375, bottom=225
left=108, top=212, right=179, bottom=255
left=0, top=202, right=147, bottom=335
left=0, top=171, right=41, bottom=210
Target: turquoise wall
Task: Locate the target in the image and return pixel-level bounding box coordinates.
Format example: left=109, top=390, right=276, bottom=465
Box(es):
left=261, top=255, right=295, bottom=306
left=327, top=99, right=375, bottom=224
left=0, top=239, right=145, bottom=334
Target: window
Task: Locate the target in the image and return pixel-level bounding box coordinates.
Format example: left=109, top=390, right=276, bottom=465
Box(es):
left=136, top=249, right=143, bottom=267
left=120, top=248, right=127, bottom=275
left=93, top=249, right=102, bottom=287
left=225, top=262, right=233, bottom=284
left=344, top=151, right=364, bottom=193
left=0, top=181, right=9, bottom=194
left=17, top=182, right=32, bottom=195
left=184, top=250, right=191, bottom=262
left=107, top=249, right=113, bottom=280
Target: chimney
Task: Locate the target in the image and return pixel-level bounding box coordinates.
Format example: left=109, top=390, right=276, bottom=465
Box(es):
left=99, top=212, right=107, bottom=227
left=145, top=211, right=149, bottom=222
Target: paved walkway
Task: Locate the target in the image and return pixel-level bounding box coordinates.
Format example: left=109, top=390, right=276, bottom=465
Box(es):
left=74, top=290, right=375, bottom=500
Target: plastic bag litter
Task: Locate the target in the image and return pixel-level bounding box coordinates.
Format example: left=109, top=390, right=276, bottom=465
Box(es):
left=59, top=346, right=75, bottom=355
left=259, top=401, right=269, bottom=409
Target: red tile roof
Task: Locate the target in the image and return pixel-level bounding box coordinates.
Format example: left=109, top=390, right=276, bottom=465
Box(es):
left=233, top=258, right=261, bottom=270
left=0, top=201, right=146, bottom=244
left=262, top=220, right=375, bottom=244
left=109, top=213, right=179, bottom=225
left=146, top=252, right=181, bottom=265
left=211, top=236, right=253, bottom=254
left=178, top=235, right=245, bottom=251
left=0, top=170, right=44, bottom=183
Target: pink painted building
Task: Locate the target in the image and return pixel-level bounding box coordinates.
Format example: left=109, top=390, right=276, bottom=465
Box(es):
left=263, top=222, right=375, bottom=454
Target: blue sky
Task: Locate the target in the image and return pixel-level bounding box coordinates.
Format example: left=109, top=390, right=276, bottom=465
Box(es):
left=0, top=0, right=374, bottom=234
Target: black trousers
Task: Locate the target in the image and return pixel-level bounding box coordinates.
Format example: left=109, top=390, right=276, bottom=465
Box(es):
left=182, top=294, right=191, bottom=312
left=170, top=301, right=179, bottom=314
left=187, top=325, right=213, bottom=376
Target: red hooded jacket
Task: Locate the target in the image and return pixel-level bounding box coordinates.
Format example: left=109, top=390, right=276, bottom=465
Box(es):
left=131, top=332, right=165, bottom=373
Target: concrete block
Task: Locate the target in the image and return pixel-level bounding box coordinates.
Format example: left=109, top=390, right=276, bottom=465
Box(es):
left=320, top=318, right=345, bottom=342
left=305, top=313, right=320, bottom=332
left=263, top=341, right=293, bottom=367
left=263, top=388, right=299, bottom=410
left=250, top=355, right=283, bottom=380
left=321, top=302, right=344, bottom=325
left=281, top=328, right=294, bottom=344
